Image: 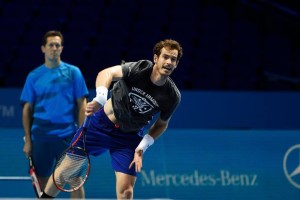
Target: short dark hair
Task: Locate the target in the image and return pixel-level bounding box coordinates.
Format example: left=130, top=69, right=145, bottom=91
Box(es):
left=42, top=30, right=64, bottom=46
left=153, top=39, right=183, bottom=63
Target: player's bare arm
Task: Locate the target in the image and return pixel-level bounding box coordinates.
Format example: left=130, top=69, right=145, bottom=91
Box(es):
left=77, top=97, right=87, bottom=125
left=95, top=65, right=123, bottom=88
left=147, top=117, right=169, bottom=140
left=130, top=117, right=169, bottom=172
left=22, top=102, right=33, bottom=157
left=86, top=65, right=123, bottom=116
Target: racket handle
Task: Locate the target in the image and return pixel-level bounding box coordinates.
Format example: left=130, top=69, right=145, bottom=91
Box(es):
left=82, top=116, right=91, bottom=128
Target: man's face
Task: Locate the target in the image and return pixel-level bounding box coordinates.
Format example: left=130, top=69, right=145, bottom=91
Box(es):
left=41, top=36, right=63, bottom=61
left=154, top=47, right=178, bottom=76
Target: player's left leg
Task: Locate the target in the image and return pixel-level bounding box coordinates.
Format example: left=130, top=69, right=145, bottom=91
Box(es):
left=115, top=171, right=136, bottom=200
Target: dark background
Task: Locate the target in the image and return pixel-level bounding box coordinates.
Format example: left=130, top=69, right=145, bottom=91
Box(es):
left=1, top=0, right=300, bottom=90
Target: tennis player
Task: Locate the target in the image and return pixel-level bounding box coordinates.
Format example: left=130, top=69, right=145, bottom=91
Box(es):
left=21, top=30, right=88, bottom=199
left=41, top=39, right=183, bottom=199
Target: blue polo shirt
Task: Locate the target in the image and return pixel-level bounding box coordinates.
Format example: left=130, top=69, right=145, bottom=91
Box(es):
left=20, top=61, right=89, bottom=141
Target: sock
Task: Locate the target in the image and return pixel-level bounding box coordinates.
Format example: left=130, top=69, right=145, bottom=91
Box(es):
left=40, top=192, right=54, bottom=199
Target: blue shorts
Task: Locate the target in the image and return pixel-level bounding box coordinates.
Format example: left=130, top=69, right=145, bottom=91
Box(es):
left=71, top=108, right=144, bottom=176
left=32, top=135, right=72, bottom=177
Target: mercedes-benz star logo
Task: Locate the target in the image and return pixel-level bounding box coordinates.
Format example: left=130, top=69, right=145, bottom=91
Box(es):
left=283, top=144, right=300, bottom=189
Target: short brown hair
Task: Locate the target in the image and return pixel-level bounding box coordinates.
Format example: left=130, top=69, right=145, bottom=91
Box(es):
left=153, top=39, right=183, bottom=63
left=42, top=30, right=64, bottom=46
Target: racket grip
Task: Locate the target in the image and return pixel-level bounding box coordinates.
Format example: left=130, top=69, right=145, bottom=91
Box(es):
left=82, top=116, right=91, bottom=128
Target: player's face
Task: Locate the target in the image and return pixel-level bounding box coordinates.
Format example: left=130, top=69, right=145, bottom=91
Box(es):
left=41, top=36, right=63, bottom=61
left=154, top=47, right=178, bottom=76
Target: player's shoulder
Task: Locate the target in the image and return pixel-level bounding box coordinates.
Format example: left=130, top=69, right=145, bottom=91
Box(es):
left=60, top=61, right=79, bottom=70
left=126, top=60, right=153, bottom=69
left=139, top=60, right=153, bottom=68
left=134, top=60, right=153, bottom=71
left=60, top=61, right=83, bottom=76
left=123, top=60, right=153, bottom=77
left=28, top=64, right=46, bottom=77
left=139, top=59, right=152, bottom=65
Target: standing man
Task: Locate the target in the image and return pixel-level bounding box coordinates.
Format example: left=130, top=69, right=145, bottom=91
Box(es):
left=42, top=39, right=183, bottom=199
left=21, top=30, right=88, bottom=199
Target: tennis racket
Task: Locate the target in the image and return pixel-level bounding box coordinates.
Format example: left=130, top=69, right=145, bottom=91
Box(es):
left=52, top=116, right=91, bottom=192
left=23, top=136, right=43, bottom=198
left=28, top=156, right=43, bottom=198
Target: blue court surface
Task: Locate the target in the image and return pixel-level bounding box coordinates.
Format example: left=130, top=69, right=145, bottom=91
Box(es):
left=1, top=127, right=300, bottom=199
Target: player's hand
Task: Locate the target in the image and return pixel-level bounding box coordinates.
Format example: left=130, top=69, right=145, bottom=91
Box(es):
left=23, top=140, right=32, bottom=158
left=85, top=101, right=101, bottom=116
left=129, top=149, right=143, bottom=173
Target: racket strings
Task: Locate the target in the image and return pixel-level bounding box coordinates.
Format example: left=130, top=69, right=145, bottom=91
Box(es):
left=53, top=150, right=89, bottom=191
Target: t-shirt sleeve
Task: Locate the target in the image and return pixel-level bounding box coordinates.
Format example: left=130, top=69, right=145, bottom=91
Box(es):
left=73, top=67, right=89, bottom=99
left=122, top=60, right=153, bottom=79
left=160, top=91, right=181, bottom=121
left=20, top=74, right=35, bottom=105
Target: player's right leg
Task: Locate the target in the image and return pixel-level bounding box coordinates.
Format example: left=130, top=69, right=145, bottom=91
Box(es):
left=42, top=177, right=59, bottom=198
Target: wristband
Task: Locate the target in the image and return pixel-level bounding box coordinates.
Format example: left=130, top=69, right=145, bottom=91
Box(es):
left=136, top=134, right=154, bottom=153
left=93, top=86, right=108, bottom=106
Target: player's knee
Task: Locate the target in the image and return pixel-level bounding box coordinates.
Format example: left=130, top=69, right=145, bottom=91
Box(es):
left=118, top=188, right=133, bottom=199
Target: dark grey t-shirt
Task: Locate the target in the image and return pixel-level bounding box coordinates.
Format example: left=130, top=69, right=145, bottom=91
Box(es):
left=110, top=60, right=181, bottom=133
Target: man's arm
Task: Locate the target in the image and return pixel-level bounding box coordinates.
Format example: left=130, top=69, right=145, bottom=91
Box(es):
left=86, top=65, right=123, bottom=116
left=95, top=65, right=123, bottom=89
left=129, top=117, right=169, bottom=172
left=76, top=97, right=87, bottom=125
left=136, top=117, right=169, bottom=153
left=22, top=102, right=33, bottom=157
left=147, top=117, right=168, bottom=140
